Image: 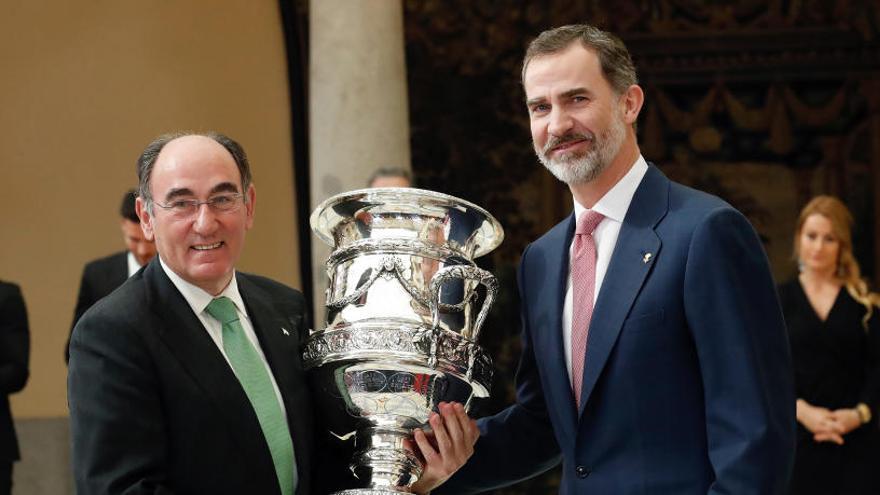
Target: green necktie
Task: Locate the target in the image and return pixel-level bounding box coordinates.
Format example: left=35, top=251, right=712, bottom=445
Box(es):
left=205, top=296, right=296, bottom=495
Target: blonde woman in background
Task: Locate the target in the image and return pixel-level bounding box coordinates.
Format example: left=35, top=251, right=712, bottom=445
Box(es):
left=778, top=195, right=880, bottom=495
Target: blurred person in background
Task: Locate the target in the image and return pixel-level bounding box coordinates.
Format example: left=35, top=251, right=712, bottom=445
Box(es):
left=0, top=281, right=29, bottom=495
left=778, top=195, right=880, bottom=495
left=367, top=166, right=412, bottom=188
left=66, top=189, right=156, bottom=362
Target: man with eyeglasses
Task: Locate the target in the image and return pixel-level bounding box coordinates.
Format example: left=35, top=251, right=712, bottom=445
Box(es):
left=68, top=132, right=477, bottom=495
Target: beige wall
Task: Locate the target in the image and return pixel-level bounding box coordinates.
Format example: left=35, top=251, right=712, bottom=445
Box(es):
left=0, top=2, right=301, bottom=418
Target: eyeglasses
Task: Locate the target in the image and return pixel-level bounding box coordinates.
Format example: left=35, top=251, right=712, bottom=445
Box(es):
left=153, top=193, right=244, bottom=217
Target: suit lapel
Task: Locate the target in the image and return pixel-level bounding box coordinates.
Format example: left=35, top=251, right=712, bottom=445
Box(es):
left=238, top=276, right=297, bottom=406
left=114, top=251, right=129, bottom=285
left=577, top=166, right=668, bottom=418
left=143, top=262, right=278, bottom=481
left=98, top=251, right=130, bottom=296
left=237, top=275, right=313, bottom=494
left=539, top=215, right=580, bottom=432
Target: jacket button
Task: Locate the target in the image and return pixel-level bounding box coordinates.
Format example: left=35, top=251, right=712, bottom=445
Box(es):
left=576, top=465, right=590, bottom=478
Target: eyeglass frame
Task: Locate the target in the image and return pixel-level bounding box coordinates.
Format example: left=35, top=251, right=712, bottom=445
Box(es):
left=151, top=193, right=246, bottom=217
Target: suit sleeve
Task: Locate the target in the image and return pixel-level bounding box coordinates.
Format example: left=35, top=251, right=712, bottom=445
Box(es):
left=0, top=284, right=29, bottom=395
left=683, top=207, right=796, bottom=494
left=68, top=309, right=175, bottom=495
left=437, top=243, right=561, bottom=494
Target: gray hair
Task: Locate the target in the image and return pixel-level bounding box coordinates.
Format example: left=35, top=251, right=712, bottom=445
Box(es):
left=136, top=131, right=252, bottom=213
left=521, top=24, right=638, bottom=95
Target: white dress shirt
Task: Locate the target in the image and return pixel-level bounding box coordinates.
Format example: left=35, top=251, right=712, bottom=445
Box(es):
left=159, top=257, right=288, bottom=417
left=562, top=155, right=649, bottom=381
left=126, top=251, right=144, bottom=277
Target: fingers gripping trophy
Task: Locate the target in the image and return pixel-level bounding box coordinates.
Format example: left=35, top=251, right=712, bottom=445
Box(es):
left=306, top=187, right=504, bottom=494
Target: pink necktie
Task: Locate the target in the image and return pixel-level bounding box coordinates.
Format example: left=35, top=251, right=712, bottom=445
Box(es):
left=571, top=210, right=604, bottom=409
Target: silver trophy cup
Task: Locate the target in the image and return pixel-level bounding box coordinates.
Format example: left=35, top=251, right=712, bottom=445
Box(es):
left=306, top=187, right=504, bottom=494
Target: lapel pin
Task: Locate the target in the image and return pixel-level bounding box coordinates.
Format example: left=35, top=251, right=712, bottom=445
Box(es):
left=642, top=252, right=653, bottom=264
left=281, top=327, right=290, bottom=336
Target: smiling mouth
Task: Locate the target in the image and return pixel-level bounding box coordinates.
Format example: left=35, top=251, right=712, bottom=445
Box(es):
left=546, top=135, right=593, bottom=156
left=552, top=139, right=587, bottom=154
left=192, top=242, right=223, bottom=251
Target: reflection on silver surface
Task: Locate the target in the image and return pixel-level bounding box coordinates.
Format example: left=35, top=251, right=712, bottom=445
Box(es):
left=310, top=187, right=503, bottom=258
left=306, top=188, right=503, bottom=494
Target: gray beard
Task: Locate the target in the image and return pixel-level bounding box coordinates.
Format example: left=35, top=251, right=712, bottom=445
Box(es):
left=536, top=116, right=626, bottom=185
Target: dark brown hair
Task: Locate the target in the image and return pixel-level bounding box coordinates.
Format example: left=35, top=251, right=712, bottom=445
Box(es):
left=521, top=24, right=637, bottom=95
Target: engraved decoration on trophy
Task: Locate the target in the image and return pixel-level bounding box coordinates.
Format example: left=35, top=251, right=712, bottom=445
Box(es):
left=306, top=187, right=504, bottom=494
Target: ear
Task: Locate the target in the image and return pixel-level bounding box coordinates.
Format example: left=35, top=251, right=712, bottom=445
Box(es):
left=135, top=196, right=155, bottom=241
left=244, top=183, right=256, bottom=230
left=619, top=84, right=644, bottom=125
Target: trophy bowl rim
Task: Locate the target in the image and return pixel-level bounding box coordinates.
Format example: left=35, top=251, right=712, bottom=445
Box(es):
left=309, top=187, right=504, bottom=258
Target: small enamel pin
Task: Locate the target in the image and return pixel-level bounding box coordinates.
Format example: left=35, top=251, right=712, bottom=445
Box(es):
left=642, top=252, right=653, bottom=264
left=281, top=327, right=290, bottom=336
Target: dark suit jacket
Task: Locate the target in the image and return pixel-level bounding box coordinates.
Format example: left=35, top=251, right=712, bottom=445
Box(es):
left=442, top=165, right=796, bottom=494
left=68, top=260, right=319, bottom=494
left=0, top=281, right=29, bottom=462
left=67, top=251, right=128, bottom=362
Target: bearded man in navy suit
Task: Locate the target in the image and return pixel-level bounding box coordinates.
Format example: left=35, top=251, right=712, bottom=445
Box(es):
left=439, top=24, right=795, bottom=494
left=68, top=132, right=477, bottom=495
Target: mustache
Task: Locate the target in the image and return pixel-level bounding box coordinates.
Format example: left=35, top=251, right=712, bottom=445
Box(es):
left=542, top=132, right=595, bottom=155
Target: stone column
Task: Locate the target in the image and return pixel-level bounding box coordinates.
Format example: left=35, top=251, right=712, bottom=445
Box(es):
left=309, top=0, right=411, bottom=322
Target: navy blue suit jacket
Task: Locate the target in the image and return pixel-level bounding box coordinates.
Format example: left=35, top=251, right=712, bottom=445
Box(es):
left=442, top=165, right=795, bottom=494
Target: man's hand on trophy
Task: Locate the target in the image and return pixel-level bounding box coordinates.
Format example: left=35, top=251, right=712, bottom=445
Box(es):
left=409, top=401, right=480, bottom=494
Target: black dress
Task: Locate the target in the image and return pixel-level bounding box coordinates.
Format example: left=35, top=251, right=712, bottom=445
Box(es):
left=778, top=279, right=880, bottom=495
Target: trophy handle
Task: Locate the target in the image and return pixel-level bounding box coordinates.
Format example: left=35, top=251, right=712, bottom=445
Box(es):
left=428, top=265, right=498, bottom=342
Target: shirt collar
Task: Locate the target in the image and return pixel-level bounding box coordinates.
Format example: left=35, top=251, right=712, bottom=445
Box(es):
left=158, top=256, right=247, bottom=318
left=573, top=154, right=649, bottom=223
left=126, top=251, right=142, bottom=278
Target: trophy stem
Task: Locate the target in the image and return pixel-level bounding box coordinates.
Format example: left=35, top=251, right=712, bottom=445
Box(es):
left=347, top=427, right=422, bottom=493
